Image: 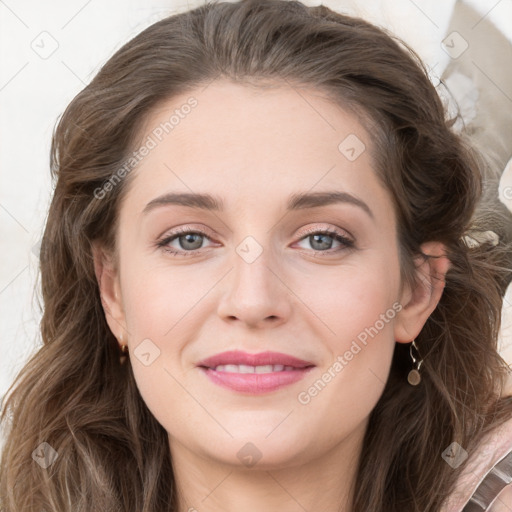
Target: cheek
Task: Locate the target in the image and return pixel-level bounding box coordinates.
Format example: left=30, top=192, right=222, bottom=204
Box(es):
left=296, top=312, right=396, bottom=439
left=119, top=257, right=217, bottom=407
left=293, top=258, right=399, bottom=405
left=120, top=262, right=198, bottom=429
left=294, top=256, right=400, bottom=341
left=121, top=255, right=211, bottom=337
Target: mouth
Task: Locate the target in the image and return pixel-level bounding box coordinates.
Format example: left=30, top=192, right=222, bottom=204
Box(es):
left=196, top=350, right=315, bottom=394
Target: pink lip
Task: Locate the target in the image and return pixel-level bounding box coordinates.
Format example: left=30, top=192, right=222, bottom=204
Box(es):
left=197, top=350, right=314, bottom=369
left=197, top=350, right=315, bottom=394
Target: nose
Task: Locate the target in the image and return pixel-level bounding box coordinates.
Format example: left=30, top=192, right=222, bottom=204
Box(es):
left=216, top=241, right=292, bottom=329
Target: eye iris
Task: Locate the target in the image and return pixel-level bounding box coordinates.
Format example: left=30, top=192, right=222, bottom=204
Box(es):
left=310, top=233, right=333, bottom=250
left=180, top=233, right=203, bottom=250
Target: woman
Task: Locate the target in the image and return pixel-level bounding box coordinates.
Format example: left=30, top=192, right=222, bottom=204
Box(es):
left=1, top=1, right=511, bottom=510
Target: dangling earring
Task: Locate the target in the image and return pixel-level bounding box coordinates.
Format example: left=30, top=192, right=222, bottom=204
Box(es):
left=407, top=339, right=423, bottom=386
left=119, top=334, right=129, bottom=365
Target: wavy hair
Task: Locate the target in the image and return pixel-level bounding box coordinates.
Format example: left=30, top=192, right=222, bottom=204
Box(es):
left=1, top=1, right=512, bottom=510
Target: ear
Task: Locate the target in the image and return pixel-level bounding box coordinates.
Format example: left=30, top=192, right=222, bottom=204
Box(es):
left=91, top=241, right=127, bottom=342
left=394, top=241, right=451, bottom=343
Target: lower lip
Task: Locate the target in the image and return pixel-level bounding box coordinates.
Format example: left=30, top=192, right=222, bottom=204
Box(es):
left=199, top=367, right=314, bottom=394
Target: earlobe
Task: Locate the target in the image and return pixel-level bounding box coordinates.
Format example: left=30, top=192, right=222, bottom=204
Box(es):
left=394, top=241, right=451, bottom=344
left=91, top=242, right=126, bottom=339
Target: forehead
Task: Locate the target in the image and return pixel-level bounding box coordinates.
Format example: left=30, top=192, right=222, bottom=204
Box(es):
left=119, top=79, right=393, bottom=223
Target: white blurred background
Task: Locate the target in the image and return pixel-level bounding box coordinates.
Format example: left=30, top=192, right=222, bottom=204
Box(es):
left=1, top=0, right=512, bottom=401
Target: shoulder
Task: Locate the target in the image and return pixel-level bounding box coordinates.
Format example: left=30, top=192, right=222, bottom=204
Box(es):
left=441, top=375, right=512, bottom=511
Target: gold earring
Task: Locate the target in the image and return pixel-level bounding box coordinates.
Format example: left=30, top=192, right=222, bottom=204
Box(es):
left=407, top=339, right=422, bottom=386
left=119, top=334, right=128, bottom=365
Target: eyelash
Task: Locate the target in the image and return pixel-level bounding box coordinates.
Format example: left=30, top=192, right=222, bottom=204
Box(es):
left=156, top=225, right=355, bottom=257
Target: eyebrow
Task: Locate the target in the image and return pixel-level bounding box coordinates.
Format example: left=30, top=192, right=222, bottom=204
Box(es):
left=142, top=191, right=374, bottom=219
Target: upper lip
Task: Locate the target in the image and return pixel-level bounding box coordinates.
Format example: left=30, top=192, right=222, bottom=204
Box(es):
left=197, top=350, right=315, bottom=369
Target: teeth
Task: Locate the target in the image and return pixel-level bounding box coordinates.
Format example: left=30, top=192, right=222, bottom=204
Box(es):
left=254, top=365, right=273, bottom=373
left=212, top=364, right=295, bottom=373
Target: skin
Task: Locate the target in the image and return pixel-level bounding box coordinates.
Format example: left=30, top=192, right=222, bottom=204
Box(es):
left=94, top=80, right=450, bottom=512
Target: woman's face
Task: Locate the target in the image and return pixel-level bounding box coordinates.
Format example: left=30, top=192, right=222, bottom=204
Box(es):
left=99, top=79, right=424, bottom=470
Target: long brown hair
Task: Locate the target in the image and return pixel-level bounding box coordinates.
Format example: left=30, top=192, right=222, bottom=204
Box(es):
left=1, top=1, right=511, bottom=510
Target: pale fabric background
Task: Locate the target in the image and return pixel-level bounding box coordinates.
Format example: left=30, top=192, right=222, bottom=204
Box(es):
left=1, top=0, right=512, bottom=404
